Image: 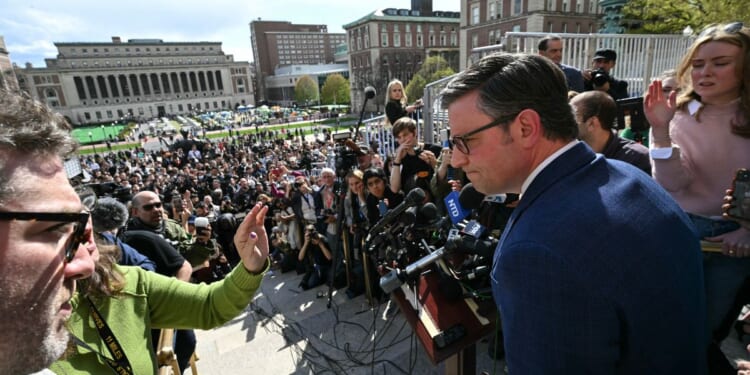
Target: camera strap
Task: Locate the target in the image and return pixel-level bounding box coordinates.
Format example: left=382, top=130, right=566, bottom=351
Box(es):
left=71, top=297, right=134, bottom=375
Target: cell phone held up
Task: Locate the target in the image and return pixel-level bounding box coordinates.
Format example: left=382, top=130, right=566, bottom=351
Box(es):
left=728, top=168, right=750, bottom=221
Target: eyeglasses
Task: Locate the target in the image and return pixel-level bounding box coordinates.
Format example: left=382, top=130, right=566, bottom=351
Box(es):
left=0, top=211, right=90, bottom=262
left=450, top=114, right=516, bottom=155
left=140, top=202, right=162, bottom=211
left=698, top=22, right=744, bottom=38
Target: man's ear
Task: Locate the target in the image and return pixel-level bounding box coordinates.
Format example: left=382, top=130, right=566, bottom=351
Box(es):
left=514, top=109, right=544, bottom=147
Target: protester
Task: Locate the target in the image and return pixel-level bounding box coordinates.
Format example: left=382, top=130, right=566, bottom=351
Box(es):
left=441, top=52, right=705, bottom=372
left=0, top=89, right=97, bottom=374
left=644, top=22, right=750, bottom=374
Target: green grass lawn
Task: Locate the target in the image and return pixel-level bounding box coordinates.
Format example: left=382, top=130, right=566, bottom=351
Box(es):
left=72, top=125, right=127, bottom=144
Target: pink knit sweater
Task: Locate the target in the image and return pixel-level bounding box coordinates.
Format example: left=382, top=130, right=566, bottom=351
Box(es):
left=652, top=99, right=750, bottom=216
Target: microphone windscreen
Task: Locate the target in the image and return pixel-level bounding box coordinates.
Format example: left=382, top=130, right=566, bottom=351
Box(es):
left=364, top=86, right=376, bottom=99
left=91, top=197, right=129, bottom=233
left=458, top=183, right=485, bottom=210
left=405, top=187, right=426, bottom=204
left=418, top=202, right=439, bottom=222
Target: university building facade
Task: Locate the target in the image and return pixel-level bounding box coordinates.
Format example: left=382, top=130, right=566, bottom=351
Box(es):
left=13, top=36, right=253, bottom=125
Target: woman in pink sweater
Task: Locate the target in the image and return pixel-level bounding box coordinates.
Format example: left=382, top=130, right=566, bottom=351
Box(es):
left=644, top=22, right=750, bottom=373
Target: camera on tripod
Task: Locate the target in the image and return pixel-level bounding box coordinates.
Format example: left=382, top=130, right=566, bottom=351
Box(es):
left=331, top=131, right=361, bottom=178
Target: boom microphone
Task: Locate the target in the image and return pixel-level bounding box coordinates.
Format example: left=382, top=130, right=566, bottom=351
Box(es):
left=364, top=86, right=377, bottom=100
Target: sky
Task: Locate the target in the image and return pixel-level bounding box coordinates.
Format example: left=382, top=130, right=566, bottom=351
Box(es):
left=1, top=0, right=461, bottom=67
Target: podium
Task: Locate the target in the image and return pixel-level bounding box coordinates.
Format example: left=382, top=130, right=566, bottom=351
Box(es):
left=390, top=260, right=497, bottom=374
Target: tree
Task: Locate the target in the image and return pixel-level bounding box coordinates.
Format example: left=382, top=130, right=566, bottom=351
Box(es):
left=622, top=0, right=750, bottom=34
left=320, top=74, right=350, bottom=105
left=405, top=55, right=455, bottom=102
left=294, top=75, right=318, bottom=106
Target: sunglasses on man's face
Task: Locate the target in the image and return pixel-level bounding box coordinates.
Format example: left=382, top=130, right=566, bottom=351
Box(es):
left=140, top=202, right=163, bottom=211
left=0, top=211, right=90, bottom=262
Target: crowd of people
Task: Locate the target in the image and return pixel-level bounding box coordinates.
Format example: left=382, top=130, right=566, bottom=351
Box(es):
left=1, top=21, right=749, bottom=375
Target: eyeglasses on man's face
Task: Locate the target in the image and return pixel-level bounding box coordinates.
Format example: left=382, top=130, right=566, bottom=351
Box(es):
left=0, top=211, right=90, bottom=262
left=450, top=114, right=516, bottom=155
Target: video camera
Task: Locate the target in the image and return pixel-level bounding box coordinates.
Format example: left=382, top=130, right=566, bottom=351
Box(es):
left=331, top=131, right=360, bottom=178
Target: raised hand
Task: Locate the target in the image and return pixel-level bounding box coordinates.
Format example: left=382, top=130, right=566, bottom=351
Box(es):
left=644, top=80, right=678, bottom=145
left=233, top=202, right=269, bottom=273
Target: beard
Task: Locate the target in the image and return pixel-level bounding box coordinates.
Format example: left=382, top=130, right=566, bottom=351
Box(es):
left=0, top=275, right=72, bottom=374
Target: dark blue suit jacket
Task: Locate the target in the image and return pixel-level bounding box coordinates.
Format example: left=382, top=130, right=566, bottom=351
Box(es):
left=492, top=142, right=706, bottom=374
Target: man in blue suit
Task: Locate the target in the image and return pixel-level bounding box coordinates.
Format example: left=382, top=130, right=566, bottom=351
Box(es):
left=440, top=53, right=706, bottom=373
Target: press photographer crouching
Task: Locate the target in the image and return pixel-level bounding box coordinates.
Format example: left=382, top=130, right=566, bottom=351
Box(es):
left=298, top=224, right=333, bottom=291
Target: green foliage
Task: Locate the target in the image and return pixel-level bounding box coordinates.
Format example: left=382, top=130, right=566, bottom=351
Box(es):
left=320, top=74, right=350, bottom=105
left=405, top=75, right=427, bottom=103
left=294, top=75, right=319, bottom=105
left=623, top=0, right=750, bottom=34
left=405, top=56, right=455, bottom=102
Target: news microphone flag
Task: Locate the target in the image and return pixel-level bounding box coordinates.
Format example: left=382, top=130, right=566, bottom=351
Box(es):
left=444, top=190, right=471, bottom=224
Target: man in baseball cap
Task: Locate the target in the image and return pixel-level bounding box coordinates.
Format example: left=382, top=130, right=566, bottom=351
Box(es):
left=584, top=48, right=629, bottom=100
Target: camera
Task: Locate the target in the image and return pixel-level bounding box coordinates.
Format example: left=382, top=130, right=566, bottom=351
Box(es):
left=592, top=68, right=610, bottom=87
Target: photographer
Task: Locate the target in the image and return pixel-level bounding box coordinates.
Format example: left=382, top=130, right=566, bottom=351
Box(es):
left=298, top=224, right=333, bottom=291
left=583, top=49, right=629, bottom=100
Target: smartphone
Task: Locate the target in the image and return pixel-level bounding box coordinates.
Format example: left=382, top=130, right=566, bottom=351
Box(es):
left=728, top=168, right=750, bottom=221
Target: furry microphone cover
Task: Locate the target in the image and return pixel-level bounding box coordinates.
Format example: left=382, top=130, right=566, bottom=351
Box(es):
left=91, top=197, right=129, bottom=233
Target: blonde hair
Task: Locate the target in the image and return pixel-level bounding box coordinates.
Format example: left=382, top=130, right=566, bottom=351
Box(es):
left=385, top=79, right=408, bottom=107
left=675, top=23, right=750, bottom=137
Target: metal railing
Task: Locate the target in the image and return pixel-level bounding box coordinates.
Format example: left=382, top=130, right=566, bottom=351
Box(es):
left=419, top=32, right=693, bottom=145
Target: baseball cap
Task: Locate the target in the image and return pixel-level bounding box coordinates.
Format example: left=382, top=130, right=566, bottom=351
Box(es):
left=593, top=49, right=617, bottom=61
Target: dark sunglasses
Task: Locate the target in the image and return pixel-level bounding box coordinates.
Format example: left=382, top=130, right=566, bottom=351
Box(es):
left=0, top=211, right=90, bottom=262
left=140, top=202, right=163, bottom=211
left=450, top=114, right=517, bottom=155
left=698, top=22, right=744, bottom=38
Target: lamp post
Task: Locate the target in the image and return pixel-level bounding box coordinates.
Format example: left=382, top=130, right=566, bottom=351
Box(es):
left=101, top=124, right=106, bottom=140
left=88, top=131, right=97, bottom=154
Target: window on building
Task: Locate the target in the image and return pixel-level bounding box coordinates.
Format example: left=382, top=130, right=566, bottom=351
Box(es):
left=472, top=34, right=479, bottom=48
left=489, top=1, right=497, bottom=19
left=547, top=0, right=554, bottom=10
left=451, top=32, right=458, bottom=46
left=394, top=32, right=400, bottom=47
left=563, top=0, right=568, bottom=11
left=562, top=23, right=568, bottom=33
left=381, top=33, right=388, bottom=47
left=471, top=4, right=480, bottom=24
left=417, top=34, right=423, bottom=47
left=548, top=21, right=553, bottom=32
left=405, top=33, right=412, bottom=47
left=513, top=0, right=522, bottom=15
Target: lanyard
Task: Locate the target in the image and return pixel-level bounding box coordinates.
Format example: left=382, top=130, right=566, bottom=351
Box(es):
left=72, top=297, right=134, bottom=375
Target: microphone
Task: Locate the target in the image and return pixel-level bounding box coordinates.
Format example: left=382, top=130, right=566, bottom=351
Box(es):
left=367, top=187, right=425, bottom=237
left=445, top=233, right=498, bottom=258
left=458, top=183, right=485, bottom=210
left=364, top=86, right=376, bottom=100
left=355, top=86, right=377, bottom=140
